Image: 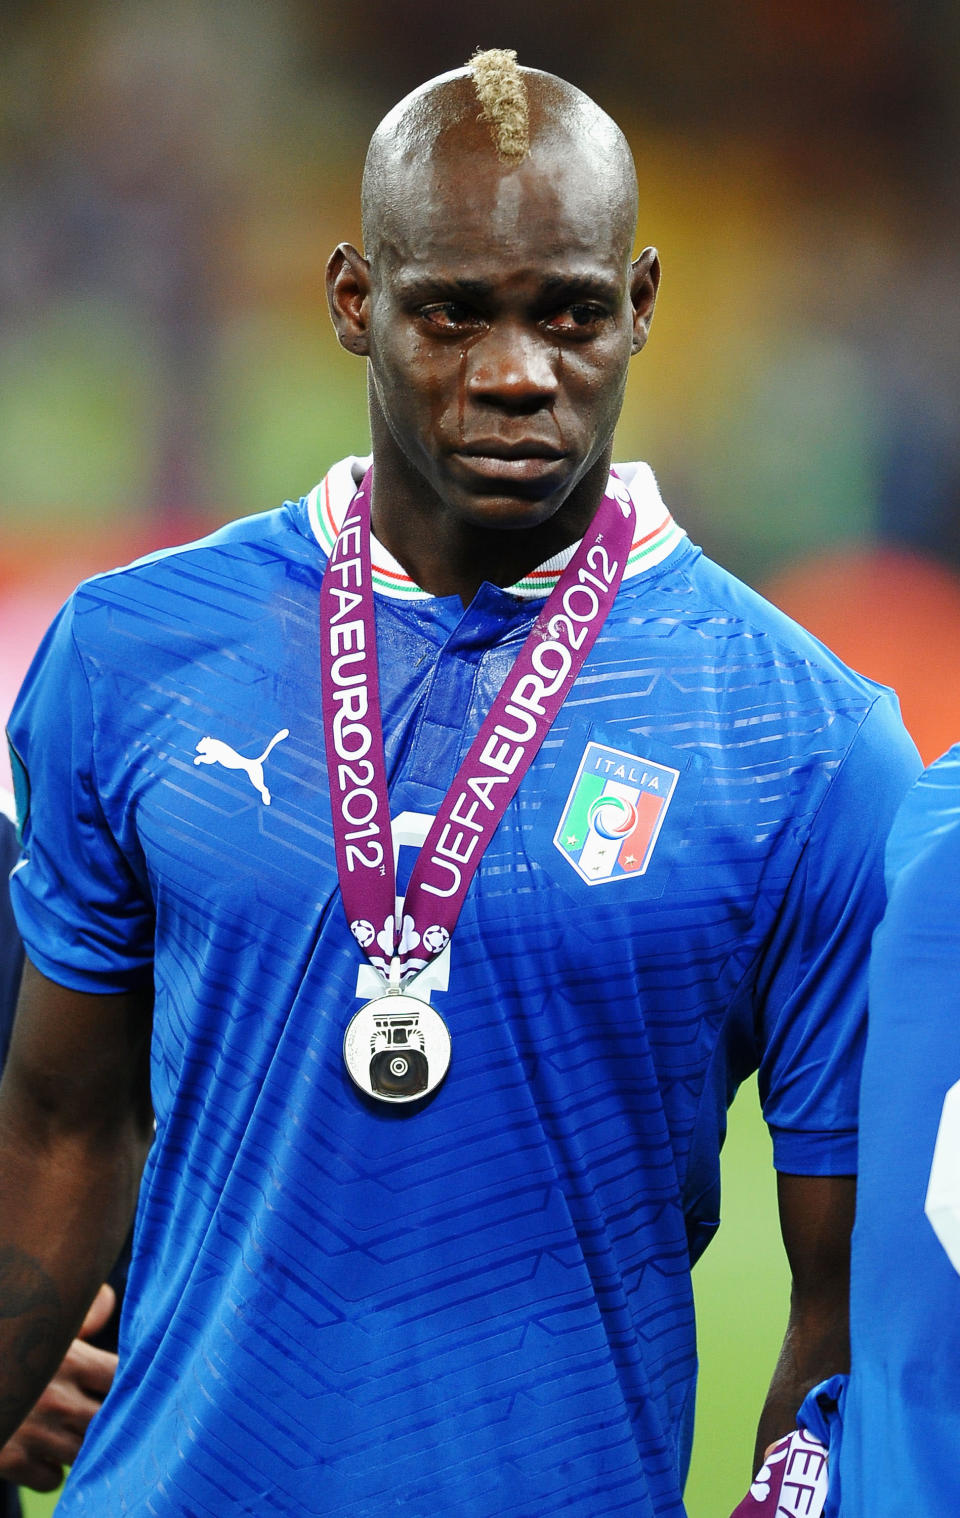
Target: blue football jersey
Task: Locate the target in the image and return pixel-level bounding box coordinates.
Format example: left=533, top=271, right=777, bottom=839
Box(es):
left=6, top=460, right=920, bottom=1517
left=837, top=745, right=960, bottom=1516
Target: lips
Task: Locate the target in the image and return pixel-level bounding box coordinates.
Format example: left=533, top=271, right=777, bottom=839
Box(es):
left=457, top=440, right=566, bottom=460
left=452, top=441, right=568, bottom=486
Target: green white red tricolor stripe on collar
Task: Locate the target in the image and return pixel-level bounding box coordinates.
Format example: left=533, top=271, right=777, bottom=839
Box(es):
left=306, top=456, right=686, bottom=602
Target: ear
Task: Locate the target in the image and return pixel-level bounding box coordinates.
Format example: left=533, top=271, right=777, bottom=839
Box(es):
left=326, top=243, right=372, bottom=356
left=629, top=246, right=661, bottom=355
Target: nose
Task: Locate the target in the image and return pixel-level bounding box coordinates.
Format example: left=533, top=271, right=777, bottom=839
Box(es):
left=466, top=323, right=558, bottom=410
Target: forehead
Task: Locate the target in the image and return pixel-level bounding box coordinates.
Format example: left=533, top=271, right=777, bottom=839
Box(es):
left=373, top=140, right=633, bottom=289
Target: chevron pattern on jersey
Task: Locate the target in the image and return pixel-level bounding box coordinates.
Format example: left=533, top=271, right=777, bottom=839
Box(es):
left=7, top=466, right=918, bottom=1516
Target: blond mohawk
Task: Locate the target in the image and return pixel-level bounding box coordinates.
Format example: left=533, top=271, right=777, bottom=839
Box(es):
left=468, top=48, right=530, bottom=162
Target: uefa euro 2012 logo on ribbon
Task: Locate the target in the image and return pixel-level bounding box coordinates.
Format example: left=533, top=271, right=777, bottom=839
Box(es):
left=554, top=741, right=679, bottom=885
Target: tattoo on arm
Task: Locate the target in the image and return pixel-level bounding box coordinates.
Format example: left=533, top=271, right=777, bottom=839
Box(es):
left=0, top=1246, right=66, bottom=1421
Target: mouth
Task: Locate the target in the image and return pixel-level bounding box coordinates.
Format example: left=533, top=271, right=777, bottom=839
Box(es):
left=451, top=442, right=568, bottom=486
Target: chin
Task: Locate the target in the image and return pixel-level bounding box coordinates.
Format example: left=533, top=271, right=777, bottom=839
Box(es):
left=456, top=490, right=569, bottom=533
left=442, top=466, right=580, bottom=530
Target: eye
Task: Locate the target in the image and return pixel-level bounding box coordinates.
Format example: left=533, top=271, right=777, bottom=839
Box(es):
left=545, top=303, right=610, bottom=335
left=418, top=302, right=483, bottom=333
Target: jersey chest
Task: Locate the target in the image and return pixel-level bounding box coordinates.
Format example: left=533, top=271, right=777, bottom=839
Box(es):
left=99, top=581, right=831, bottom=1033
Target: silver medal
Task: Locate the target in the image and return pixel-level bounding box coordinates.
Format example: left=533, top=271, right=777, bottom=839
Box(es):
left=343, top=989, right=451, bottom=1104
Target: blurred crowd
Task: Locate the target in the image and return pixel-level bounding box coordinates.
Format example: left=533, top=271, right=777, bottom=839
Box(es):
left=2, top=0, right=959, bottom=761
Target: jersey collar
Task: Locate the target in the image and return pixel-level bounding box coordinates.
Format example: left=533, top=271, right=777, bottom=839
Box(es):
left=306, top=455, right=686, bottom=602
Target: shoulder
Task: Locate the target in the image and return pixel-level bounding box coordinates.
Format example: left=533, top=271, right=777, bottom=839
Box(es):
left=66, top=457, right=369, bottom=626
left=883, top=742, right=960, bottom=892
left=9, top=491, right=332, bottom=738
left=77, top=503, right=311, bottom=600
left=55, top=494, right=336, bottom=667
left=685, top=555, right=892, bottom=701
left=614, top=462, right=902, bottom=722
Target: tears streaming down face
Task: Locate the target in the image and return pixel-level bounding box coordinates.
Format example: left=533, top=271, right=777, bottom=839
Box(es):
left=338, top=67, right=658, bottom=542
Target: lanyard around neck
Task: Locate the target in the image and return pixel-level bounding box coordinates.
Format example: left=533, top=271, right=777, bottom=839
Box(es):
left=320, top=468, right=635, bottom=989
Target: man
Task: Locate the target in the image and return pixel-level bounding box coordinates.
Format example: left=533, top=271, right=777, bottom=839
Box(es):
left=737, top=745, right=960, bottom=1516
left=832, top=744, right=960, bottom=1513
left=0, top=51, right=919, bottom=1516
left=0, top=798, right=118, bottom=1514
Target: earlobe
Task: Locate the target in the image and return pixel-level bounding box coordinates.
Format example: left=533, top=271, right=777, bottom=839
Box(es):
left=629, top=246, right=661, bottom=355
left=326, top=243, right=372, bottom=356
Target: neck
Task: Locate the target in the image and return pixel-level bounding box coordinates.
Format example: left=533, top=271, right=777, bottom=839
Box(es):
left=368, top=430, right=614, bottom=606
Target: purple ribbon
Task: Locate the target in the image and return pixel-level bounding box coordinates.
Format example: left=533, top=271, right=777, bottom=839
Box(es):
left=729, top=1429, right=830, bottom=1517
left=320, top=468, right=635, bottom=987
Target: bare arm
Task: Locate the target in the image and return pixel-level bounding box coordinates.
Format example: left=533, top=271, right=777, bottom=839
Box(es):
left=753, top=1172, right=854, bottom=1471
left=0, top=958, right=152, bottom=1449
left=0, top=1282, right=117, bottom=1491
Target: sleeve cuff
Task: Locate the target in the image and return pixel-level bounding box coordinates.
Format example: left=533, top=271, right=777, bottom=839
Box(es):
left=770, top=1125, right=858, bottom=1175
left=20, top=938, right=154, bottom=997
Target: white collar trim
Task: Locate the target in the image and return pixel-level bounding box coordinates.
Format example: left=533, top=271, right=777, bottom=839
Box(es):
left=306, top=455, right=686, bottom=601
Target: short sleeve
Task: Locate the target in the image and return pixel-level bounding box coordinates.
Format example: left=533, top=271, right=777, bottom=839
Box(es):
left=6, top=597, right=155, bottom=992
left=756, top=692, right=921, bottom=1175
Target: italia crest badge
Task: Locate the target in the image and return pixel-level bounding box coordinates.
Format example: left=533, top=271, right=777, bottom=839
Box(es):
left=553, top=741, right=679, bottom=885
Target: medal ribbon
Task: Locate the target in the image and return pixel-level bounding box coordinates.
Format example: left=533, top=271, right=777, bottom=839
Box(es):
left=320, top=468, right=635, bottom=987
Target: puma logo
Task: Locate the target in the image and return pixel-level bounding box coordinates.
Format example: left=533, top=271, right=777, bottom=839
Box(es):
left=193, top=729, right=290, bottom=805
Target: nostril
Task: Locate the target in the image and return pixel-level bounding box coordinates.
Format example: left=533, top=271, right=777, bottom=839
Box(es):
left=467, top=356, right=558, bottom=402
left=463, top=325, right=557, bottom=401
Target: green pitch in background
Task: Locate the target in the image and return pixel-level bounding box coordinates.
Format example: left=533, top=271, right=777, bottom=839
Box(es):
left=23, top=1076, right=789, bottom=1517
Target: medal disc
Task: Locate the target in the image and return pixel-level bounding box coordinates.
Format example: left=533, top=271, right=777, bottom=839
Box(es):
left=343, top=992, right=451, bottom=1103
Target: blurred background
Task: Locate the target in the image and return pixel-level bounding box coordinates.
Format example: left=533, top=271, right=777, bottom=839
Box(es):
left=1, top=2, right=957, bottom=1512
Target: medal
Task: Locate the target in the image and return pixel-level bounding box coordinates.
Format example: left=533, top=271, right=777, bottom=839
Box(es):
left=342, top=955, right=451, bottom=1103
left=321, top=468, right=635, bottom=1105
left=343, top=996, right=452, bottom=1103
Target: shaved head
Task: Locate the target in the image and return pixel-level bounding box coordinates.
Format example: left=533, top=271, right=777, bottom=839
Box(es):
left=361, top=53, right=639, bottom=266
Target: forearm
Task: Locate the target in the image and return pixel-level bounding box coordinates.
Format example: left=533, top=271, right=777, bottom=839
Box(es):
left=753, top=1172, right=855, bottom=1472
left=753, top=1286, right=849, bottom=1470
left=0, top=1121, right=145, bottom=1446
left=0, top=960, right=152, bottom=1447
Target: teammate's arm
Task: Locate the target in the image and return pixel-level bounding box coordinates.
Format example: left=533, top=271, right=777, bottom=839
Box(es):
left=753, top=1172, right=855, bottom=1471
left=0, top=958, right=152, bottom=1449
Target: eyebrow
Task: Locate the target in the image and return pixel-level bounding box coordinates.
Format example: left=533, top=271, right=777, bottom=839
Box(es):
left=393, top=271, right=622, bottom=303
left=392, top=275, right=494, bottom=302
left=537, top=273, right=622, bottom=300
